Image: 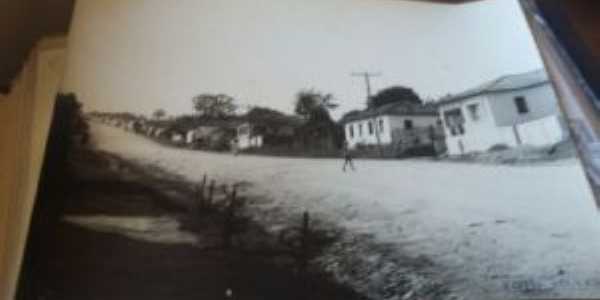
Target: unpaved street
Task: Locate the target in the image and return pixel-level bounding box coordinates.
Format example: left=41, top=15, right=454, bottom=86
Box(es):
left=92, top=122, right=600, bottom=299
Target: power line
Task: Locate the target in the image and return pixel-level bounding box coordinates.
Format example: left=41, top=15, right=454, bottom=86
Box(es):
left=351, top=71, right=382, bottom=102
left=350, top=71, right=384, bottom=157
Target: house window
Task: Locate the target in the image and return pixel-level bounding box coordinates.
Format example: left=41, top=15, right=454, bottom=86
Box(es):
left=443, top=108, right=465, bottom=136
left=467, top=103, right=480, bottom=121
left=404, top=119, right=413, bottom=130
left=368, top=121, right=374, bottom=135
left=378, top=119, right=384, bottom=133
left=358, top=123, right=363, bottom=136
left=348, top=124, right=354, bottom=138
left=514, top=96, right=529, bottom=114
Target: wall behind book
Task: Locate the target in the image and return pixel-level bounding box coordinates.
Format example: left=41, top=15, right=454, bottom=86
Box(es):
left=0, top=37, right=67, bottom=300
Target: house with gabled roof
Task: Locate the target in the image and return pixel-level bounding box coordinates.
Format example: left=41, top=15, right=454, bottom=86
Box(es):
left=437, top=69, right=569, bottom=155
left=235, top=107, right=303, bottom=150
left=341, top=102, right=443, bottom=156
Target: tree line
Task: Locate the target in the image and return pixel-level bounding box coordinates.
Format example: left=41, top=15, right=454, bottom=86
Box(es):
left=152, top=85, right=423, bottom=123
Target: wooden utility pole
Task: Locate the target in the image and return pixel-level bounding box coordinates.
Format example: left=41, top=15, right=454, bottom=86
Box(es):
left=351, top=71, right=384, bottom=157
left=351, top=72, right=381, bottom=104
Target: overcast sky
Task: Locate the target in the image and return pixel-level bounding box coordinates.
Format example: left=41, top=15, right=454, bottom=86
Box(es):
left=62, top=0, right=544, bottom=119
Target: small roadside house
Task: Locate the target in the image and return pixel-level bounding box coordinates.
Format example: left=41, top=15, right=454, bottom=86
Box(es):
left=186, top=126, right=219, bottom=144
left=236, top=122, right=264, bottom=150
left=169, top=130, right=186, bottom=144
left=186, top=125, right=234, bottom=150
left=145, top=126, right=155, bottom=137
left=437, top=69, right=569, bottom=156
left=157, top=116, right=239, bottom=150
left=236, top=107, right=301, bottom=151
left=342, top=102, right=441, bottom=156
left=144, top=119, right=171, bottom=139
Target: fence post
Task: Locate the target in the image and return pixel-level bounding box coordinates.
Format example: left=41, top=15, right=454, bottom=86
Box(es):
left=300, top=211, right=309, bottom=272
left=299, top=211, right=310, bottom=300
left=223, top=185, right=237, bottom=249
left=195, top=184, right=202, bottom=211
left=222, top=184, right=229, bottom=195
left=231, top=187, right=237, bottom=208
left=198, top=174, right=207, bottom=210
left=208, top=180, right=215, bottom=207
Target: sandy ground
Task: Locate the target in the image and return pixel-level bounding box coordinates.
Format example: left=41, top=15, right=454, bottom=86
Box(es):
left=36, top=147, right=362, bottom=300
left=92, top=122, right=600, bottom=299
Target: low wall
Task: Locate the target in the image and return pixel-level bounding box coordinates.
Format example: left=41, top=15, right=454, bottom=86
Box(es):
left=516, top=115, right=568, bottom=147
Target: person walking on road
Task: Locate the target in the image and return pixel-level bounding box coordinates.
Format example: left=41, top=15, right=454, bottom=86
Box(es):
left=342, top=141, right=355, bottom=172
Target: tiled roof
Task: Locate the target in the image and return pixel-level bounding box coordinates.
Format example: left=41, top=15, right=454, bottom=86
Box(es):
left=341, top=102, right=437, bottom=123
left=437, top=69, right=549, bottom=106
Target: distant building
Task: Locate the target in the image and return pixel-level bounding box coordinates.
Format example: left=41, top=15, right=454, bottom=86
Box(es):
left=186, top=125, right=232, bottom=149
left=437, top=69, right=569, bottom=155
left=342, top=102, right=441, bottom=156
left=236, top=122, right=264, bottom=150
left=235, top=108, right=301, bottom=151
left=235, top=120, right=299, bottom=150
left=154, top=128, right=166, bottom=138
left=170, top=131, right=185, bottom=144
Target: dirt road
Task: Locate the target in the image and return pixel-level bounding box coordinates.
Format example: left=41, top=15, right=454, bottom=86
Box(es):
left=92, top=122, right=600, bottom=299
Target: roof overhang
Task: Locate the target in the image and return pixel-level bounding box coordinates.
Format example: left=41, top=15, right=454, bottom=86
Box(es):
left=437, top=81, right=550, bottom=107
left=342, top=111, right=438, bottom=124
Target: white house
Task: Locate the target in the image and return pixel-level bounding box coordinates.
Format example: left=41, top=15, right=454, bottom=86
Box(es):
left=236, top=122, right=264, bottom=150
left=437, top=69, right=569, bottom=155
left=185, top=126, right=220, bottom=144
left=170, top=132, right=185, bottom=144
left=343, top=102, right=440, bottom=151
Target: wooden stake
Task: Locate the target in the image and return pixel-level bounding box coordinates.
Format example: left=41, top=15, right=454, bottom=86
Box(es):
left=208, top=180, right=215, bottom=207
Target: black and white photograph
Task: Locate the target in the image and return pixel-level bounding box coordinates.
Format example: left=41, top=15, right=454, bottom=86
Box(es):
left=6, top=1, right=600, bottom=300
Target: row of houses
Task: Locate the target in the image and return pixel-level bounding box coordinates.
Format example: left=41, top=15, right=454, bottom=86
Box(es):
left=341, top=101, right=445, bottom=156
left=93, top=111, right=305, bottom=153
left=95, top=69, right=568, bottom=158
left=341, top=69, right=569, bottom=156
left=96, top=116, right=240, bottom=150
